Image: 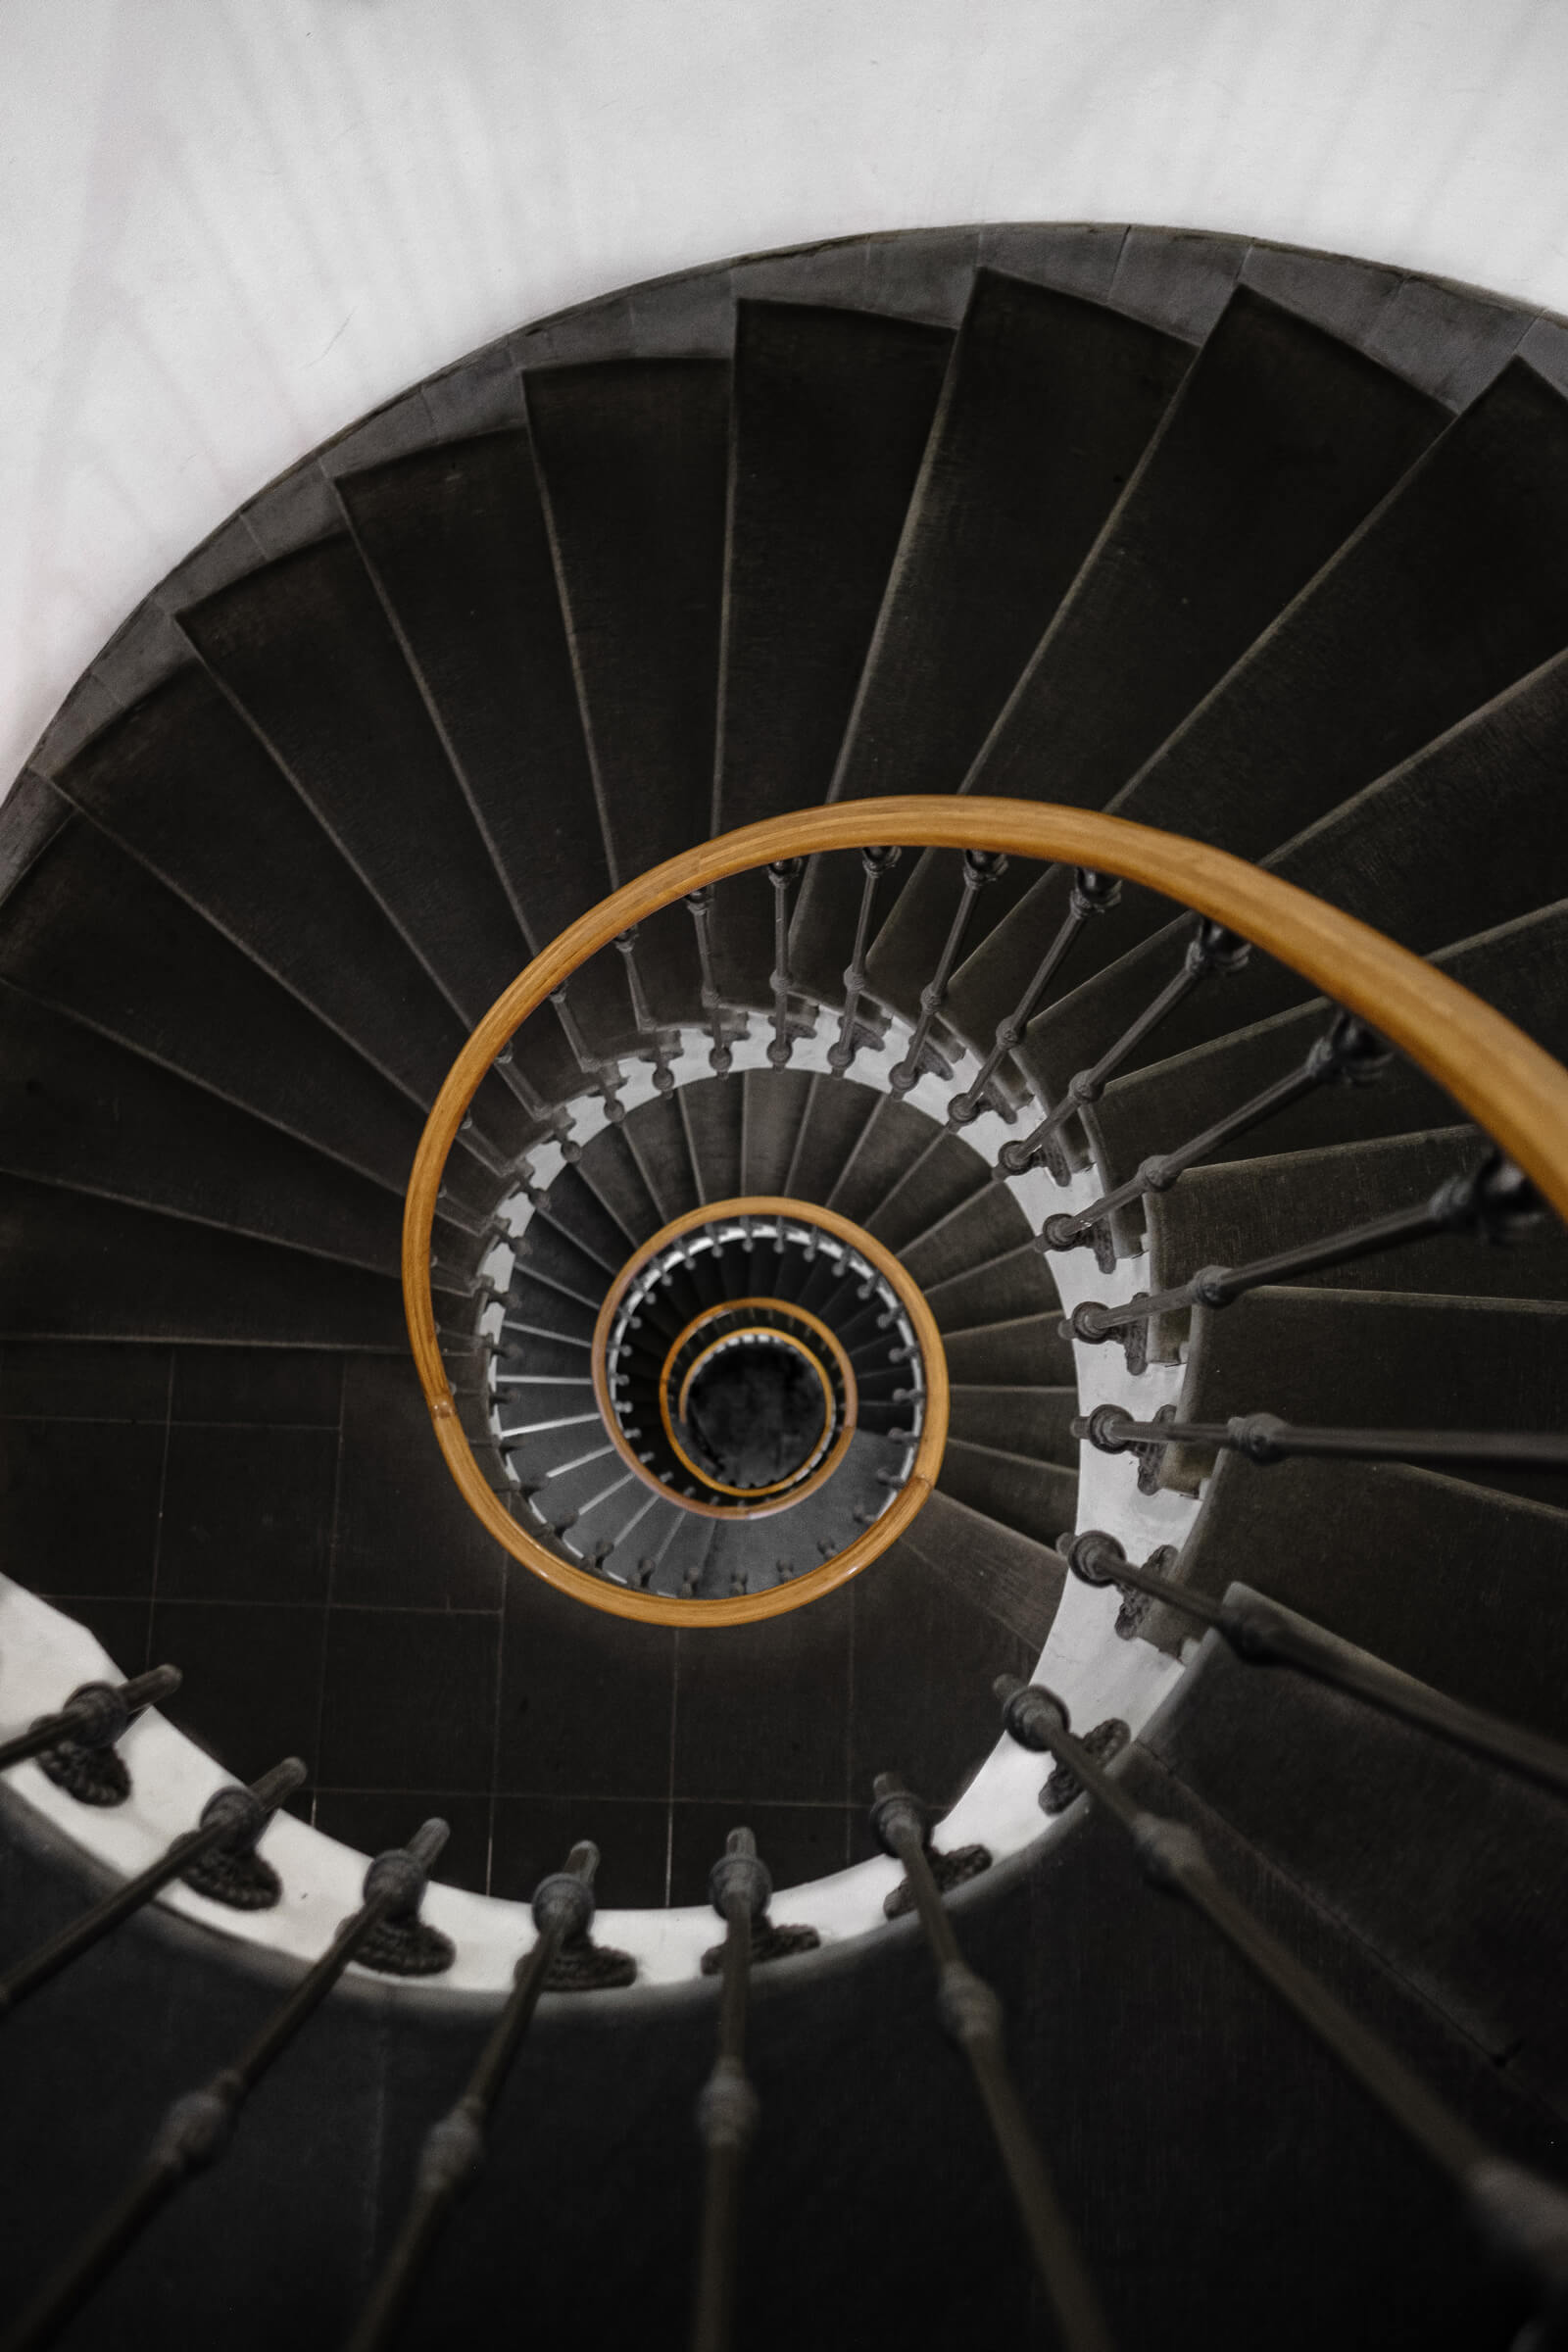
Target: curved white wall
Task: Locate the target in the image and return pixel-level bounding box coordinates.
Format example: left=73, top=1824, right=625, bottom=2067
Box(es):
left=5, top=0, right=1568, bottom=789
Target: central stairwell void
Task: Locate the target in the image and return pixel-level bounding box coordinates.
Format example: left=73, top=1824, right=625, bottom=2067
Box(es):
left=1, top=225, right=1568, bottom=2350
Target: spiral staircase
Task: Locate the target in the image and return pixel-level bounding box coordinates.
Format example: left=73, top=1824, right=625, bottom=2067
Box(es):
left=1, top=224, right=1568, bottom=2349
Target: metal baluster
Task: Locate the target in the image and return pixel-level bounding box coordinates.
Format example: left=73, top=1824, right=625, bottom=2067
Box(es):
left=343, top=1842, right=599, bottom=2352
left=550, top=982, right=625, bottom=1120
left=0, top=1757, right=306, bottom=2017
left=615, top=927, right=677, bottom=1094
left=993, top=1679, right=1568, bottom=2335
left=889, top=850, right=1007, bottom=1096
left=691, top=1830, right=771, bottom=2352
left=687, top=886, right=737, bottom=1077
left=951, top=868, right=1121, bottom=1127
left=1076, top=1401, right=1568, bottom=1479
left=999, top=919, right=1250, bottom=1175
left=766, top=859, right=807, bottom=1068
left=828, top=847, right=901, bottom=1076
left=0, top=1664, right=180, bottom=1779
left=1059, top=1531, right=1568, bottom=1800
left=1067, top=1150, right=1544, bottom=1352
left=2, top=1820, right=451, bottom=2352
left=1039, top=1011, right=1391, bottom=1254
left=869, top=1775, right=1115, bottom=2352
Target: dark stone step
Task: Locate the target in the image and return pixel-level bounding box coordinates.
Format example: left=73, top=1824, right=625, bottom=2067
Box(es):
left=1141, top=1127, right=1568, bottom=1353
left=1144, top=1622, right=1568, bottom=2119
left=947, top=1385, right=1078, bottom=1466
left=1002, top=641, right=1568, bottom=1110
left=822, top=1092, right=960, bottom=1231
left=525, top=359, right=729, bottom=1031
left=924, top=1241, right=1057, bottom=1334
left=678, top=1072, right=745, bottom=1203
left=1153, top=1449, right=1568, bottom=1757
left=897, top=1179, right=1032, bottom=1295
left=526, top=1167, right=637, bottom=1274
left=984, top=357, right=1568, bottom=1011
left=773, top=1073, right=882, bottom=1208
left=1083, top=895, right=1568, bottom=1209
left=1168, top=1282, right=1568, bottom=1508
left=876, top=284, right=1445, bottom=1020
left=177, top=535, right=540, bottom=1049
left=617, top=1091, right=704, bottom=1225
left=0, top=814, right=432, bottom=1198
left=566, top=1122, right=665, bottom=1249
left=935, top=1435, right=1078, bottom=1549
left=940, top=1312, right=1074, bottom=1387
left=862, top=1122, right=995, bottom=1257
left=895, top=1487, right=1065, bottom=1649
left=711, top=300, right=952, bottom=1005
left=0, top=1173, right=409, bottom=1348
left=790, top=270, right=1192, bottom=1003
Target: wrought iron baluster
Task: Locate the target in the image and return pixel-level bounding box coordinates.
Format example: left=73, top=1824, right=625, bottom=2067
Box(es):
left=828, top=847, right=901, bottom=1076
left=0, top=1664, right=180, bottom=1780
left=999, top=918, right=1250, bottom=1175
left=1077, top=1402, right=1568, bottom=1479
left=765, top=858, right=808, bottom=1068
left=691, top=1830, right=771, bottom=2352
left=686, top=886, right=738, bottom=1077
left=0, top=1756, right=306, bottom=2016
left=615, top=927, right=677, bottom=1094
left=952, top=868, right=1121, bottom=1127
left=1040, top=1011, right=1391, bottom=1254
left=1067, top=1150, right=1544, bottom=1352
left=550, top=981, right=625, bottom=1120
left=993, top=1678, right=1568, bottom=2333
left=889, top=850, right=1007, bottom=1096
left=344, top=1842, right=599, bottom=2352
left=1060, top=1531, right=1568, bottom=1800
left=2, top=1820, right=451, bottom=2352
left=869, top=1775, right=1115, bottom=2352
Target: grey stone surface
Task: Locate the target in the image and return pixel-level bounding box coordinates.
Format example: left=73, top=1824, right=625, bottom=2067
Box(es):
left=421, top=335, right=528, bottom=437
left=240, top=459, right=341, bottom=559
left=979, top=220, right=1128, bottom=300
left=319, top=386, right=437, bottom=479
left=860, top=224, right=980, bottom=324
left=1240, top=239, right=1402, bottom=346
left=1365, top=272, right=1532, bottom=407
left=1109, top=223, right=1250, bottom=339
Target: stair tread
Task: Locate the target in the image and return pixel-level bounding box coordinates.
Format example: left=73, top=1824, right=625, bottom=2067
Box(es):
left=941, top=1312, right=1075, bottom=1387
left=1003, top=641, right=1568, bottom=1106
left=897, top=1179, right=1032, bottom=1294
left=886, top=1486, right=1065, bottom=1650
left=924, top=1241, right=1057, bottom=1333
left=986, top=357, right=1568, bottom=1009
left=177, top=535, right=538, bottom=1038
left=936, top=1435, right=1078, bottom=1550
left=946, top=1385, right=1078, bottom=1466
left=791, top=270, right=1191, bottom=1000
left=712, top=302, right=952, bottom=1004
left=875, top=283, right=1445, bottom=1014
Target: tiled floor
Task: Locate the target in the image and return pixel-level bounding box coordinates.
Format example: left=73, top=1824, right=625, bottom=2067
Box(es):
left=5, top=1338, right=1034, bottom=1907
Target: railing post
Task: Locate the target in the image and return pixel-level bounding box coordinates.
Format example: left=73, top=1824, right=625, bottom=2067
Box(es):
left=828, top=848, right=900, bottom=1076
left=869, top=1775, right=1115, bottom=2352
left=0, top=1665, right=181, bottom=1806
left=951, top=867, right=1121, bottom=1127
left=691, top=1829, right=771, bottom=2352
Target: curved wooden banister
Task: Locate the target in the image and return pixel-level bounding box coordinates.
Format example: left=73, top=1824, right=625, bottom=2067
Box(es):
left=405, top=796, right=1568, bottom=1626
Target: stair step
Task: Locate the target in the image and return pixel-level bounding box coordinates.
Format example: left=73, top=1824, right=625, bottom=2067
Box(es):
left=528, top=1167, right=637, bottom=1273
left=940, top=1313, right=1074, bottom=1387
left=947, top=1385, right=1078, bottom=1465
left=176, top=536, right=540, bottom=1051
left=936, top=1436, right=1078, bottom=1548
left=1150, top=1451, right=1568, bottom=1750
left=740, top=1066, right=814, bottom=1198
left=897, top=1180, right=1032, bottom=1294
left=790, top=270, right=1192, bottom=1002
left=863, top=1125, right=995, bottom=1258
left=825, top=1094, right=963, bottom=1231
left=982, top=356, right=1568, bottom=1013
left=1001, top=642, right=1568, bottom=1108
left=0, top=985, right=426, bottom=1279
left=567, top=1123, right=665, bottom=1247
left=0, top=815, right=434, bottom=1198
left=0, top=1173, right=409, bottom=1347
left=1144, top=1621, right=1568, bottom=2114
left=1083, top=897, right=1568, bottom=1205
left=525, top=359, right=728, bottom=1028
left=514, top=1213, right=615, bottom=1305
left=1168, top=1283, right=1568, bottom=1508
left=894, top=1487, right=1065, bottom=1649
left=711, top=301, right=952, bottom=1006
left=51, top=664, right=499, bottom=1130
left=778, top=1074, right=882, bottom=1208
left=678, top=1072, right=745, bottom=1204
left=924, top=1242, right=1057, bottom=1334
left=876, top=283, right=1444, bottom=1016
left=618, top=1093, right=703, bottom=1225
left=1143, top=1127, right=1568, bottom=1337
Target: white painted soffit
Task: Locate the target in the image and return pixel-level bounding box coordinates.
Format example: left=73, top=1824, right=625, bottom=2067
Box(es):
left=6, top=0, right=1568, bottom=796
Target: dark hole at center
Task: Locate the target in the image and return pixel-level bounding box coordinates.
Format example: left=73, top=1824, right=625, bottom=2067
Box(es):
left=682, top=1340, right=826, bottom=1491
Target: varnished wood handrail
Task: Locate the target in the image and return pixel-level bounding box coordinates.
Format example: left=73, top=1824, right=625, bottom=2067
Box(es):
left=405, top=797, right=1568, bottom=1627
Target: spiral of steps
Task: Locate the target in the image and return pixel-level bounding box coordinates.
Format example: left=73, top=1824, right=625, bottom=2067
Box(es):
left=1, top=224, right=1567, bottom=2348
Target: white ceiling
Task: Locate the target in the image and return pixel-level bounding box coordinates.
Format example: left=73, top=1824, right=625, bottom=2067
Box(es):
left=5, top=0, right=1568, bottom=792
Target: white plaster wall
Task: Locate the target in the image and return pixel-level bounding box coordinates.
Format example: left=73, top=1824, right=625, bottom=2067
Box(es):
left=4, top=0, right=1568, bottom=793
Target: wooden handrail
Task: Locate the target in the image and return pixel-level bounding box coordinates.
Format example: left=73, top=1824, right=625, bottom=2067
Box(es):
left=404, top=796, right=1568, bottom=1627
